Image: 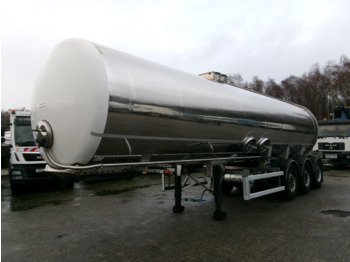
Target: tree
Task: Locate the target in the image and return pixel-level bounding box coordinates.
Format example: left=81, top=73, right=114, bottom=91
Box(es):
left=227, top=73, right=245, bottom=88
left=303, top=64, right=330, bottom=119
left=1, top=110, right=10, bottom=132
left=324, top=55, right=350, bottom=109
left=265, top=79, right=284, bottom=100
left=249, top=76, right=264, bottom=93
left=281, top=76, right=300, bottom=104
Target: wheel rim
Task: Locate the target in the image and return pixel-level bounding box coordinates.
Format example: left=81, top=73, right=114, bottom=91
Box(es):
left=304, top=168, right=311, bottom=187
left=315, top=165, right=322, bottom=182
left=288, top=171, right=297, bottom=192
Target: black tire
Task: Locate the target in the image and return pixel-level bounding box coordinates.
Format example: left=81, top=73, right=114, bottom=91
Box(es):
left=222, top=180, right=235, bottom=195
left=299, top=159, right=312, bottom=194
left=10, top=184, right=23, bottom=195
left=312, top=159, right=323, bottom=189
left=282, top=160, right=299, bottom=200
left=64, top=181, right=75, bottom=189
left=233, top=182, right=243, bottom=191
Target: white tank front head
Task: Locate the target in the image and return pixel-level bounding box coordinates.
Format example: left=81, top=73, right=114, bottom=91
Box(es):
left=31, top=38, right=109, bottom=165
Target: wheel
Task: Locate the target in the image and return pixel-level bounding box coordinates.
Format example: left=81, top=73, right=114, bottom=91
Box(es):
left=64, top=181, right=75, bottom=189
left=282, top=160, right=299, bottom=200
left=312, top=159, right=323, bottom=189
left=233, top=182, right=243, bottom=191
left=10, top=184, right=23, bottom=195
left=221, top=180, right=235, bottom=195
left=299, top=159, right=312, bottom=194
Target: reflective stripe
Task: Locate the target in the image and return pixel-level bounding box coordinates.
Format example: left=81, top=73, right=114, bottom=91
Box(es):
left=17, top=147, right=39, bottom=152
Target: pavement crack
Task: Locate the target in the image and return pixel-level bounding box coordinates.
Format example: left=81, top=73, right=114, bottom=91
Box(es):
left=321, top=209, right=350, bottom=218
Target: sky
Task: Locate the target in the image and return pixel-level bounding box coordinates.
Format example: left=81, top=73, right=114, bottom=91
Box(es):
left=1, top=0, right=350, bottom=110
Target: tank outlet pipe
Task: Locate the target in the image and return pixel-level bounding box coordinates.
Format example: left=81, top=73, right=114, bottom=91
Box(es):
left=223, top=174, right=243, bottom=182
left=43, top=148, right=261, bottom=170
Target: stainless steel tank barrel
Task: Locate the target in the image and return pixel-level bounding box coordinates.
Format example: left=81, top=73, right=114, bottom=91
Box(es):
left=31, top=38, right=318, bottom=168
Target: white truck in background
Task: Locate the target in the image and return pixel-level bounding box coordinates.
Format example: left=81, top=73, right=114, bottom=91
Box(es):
left=8, top=110, right=75, bottom=193
left=313, top=105, right=350, bottom=168
left=313, top=119, right=350, bottom=168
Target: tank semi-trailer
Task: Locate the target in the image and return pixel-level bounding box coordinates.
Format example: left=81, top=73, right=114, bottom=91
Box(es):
left=31, top=38, right=323, bottom=220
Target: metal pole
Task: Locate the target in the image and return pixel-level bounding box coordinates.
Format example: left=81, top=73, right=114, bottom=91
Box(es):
left=213, top=164, right=227, bottom=220
left=172, top=164, right=184, bottom=213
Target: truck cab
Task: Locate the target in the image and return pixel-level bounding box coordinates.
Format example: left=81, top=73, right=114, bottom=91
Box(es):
left=314, top=105, right=350, bottom=168
left=9, top=110, right=75, bottom=193
left=313, top=119, right=350, bottom=168
left=333, top=105, right=350, bottom=120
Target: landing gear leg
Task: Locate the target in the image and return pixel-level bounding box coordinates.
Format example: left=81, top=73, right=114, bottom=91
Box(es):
left=173, top=164, right=185, bottom=213
left=213, top=164, right=227, bottom=220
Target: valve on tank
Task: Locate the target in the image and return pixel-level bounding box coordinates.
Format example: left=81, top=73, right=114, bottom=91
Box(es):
left=257, top=137, right=270, bottom=153
left=35, top=121, right=53, bottom=148
left=243, top=136, right=257, bottom=153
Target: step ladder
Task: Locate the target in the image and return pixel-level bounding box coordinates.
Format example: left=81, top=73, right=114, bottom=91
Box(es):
left=224, top=171, right=285, bottom=200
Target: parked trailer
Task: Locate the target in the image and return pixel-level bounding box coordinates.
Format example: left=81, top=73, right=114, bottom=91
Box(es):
left=31, top=38, right=323, bottom=219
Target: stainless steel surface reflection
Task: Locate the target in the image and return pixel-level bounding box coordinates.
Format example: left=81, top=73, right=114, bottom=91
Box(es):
left=91, top=43, right=318, bottom=163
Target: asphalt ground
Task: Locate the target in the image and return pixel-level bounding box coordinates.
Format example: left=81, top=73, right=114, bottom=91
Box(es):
left=1, top=168, right=350, bottom=262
